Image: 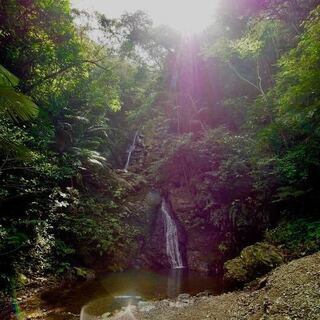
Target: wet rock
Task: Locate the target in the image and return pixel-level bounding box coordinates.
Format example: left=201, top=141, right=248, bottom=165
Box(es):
left=145, top=191, right=162, bottom=208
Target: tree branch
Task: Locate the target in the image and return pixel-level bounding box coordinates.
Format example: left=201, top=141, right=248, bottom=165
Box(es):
left=22, top=58, right=110, bottom=93
left=256, top=58, right=267, bottom=100
left=227, top=61, right=261, bottom=93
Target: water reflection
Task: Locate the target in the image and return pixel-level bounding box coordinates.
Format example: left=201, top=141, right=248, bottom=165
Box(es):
left=167, top=268, right=184, bottom=298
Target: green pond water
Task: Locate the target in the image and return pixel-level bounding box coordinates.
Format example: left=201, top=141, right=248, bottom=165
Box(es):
left=41, top=269, right=226, bottom=318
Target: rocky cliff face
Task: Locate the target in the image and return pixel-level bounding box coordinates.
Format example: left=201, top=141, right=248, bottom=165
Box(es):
left=133, top=186, right=219, bottom=273
left=121, top=130, right=229, bottom=274
left=139, top=191, right=170, bottom=270
left=122, top=126, right=262, bottom=275
left=168, top=188, right=218, bottom=273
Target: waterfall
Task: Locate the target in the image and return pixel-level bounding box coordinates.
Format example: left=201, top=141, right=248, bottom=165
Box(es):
left=161, top=198, right=184, bottom=269
left=124, top=131, right=139, bottom=171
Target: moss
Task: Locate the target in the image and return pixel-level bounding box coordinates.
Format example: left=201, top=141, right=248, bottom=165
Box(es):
left=224, top=242, right=284, bottom=285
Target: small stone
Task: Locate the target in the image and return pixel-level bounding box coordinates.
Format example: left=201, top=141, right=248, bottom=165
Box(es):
left=138, top=301, right=155, bottom=312
left=100, top=312, right=111, bottom=319
left=177, top=293, right=191, bottom=301
left=196, top=290, right=212, bottom=297
left=174, top=301, right=188, bottom=308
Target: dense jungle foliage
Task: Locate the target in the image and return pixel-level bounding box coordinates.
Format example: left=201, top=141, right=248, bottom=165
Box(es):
left=0, top=0, right=320, bottom=304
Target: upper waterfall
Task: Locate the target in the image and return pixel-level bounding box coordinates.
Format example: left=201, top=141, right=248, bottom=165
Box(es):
left=161, top=198, right=185, bottom=269
left=124, top=131, right=139, bottom=171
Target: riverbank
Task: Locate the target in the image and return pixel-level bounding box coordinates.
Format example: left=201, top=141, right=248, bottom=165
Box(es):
left=111, top=252, right=320, bottom=320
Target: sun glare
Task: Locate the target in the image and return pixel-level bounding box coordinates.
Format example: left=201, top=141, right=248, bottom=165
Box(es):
left=72, top=0, right=216, bottom=35
left=150, top=0, right=216, bottom=34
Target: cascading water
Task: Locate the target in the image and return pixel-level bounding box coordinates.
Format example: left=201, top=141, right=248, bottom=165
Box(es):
left=124, top=131, right=139, bottom=171
left=161, top=198, right=185, bottom=269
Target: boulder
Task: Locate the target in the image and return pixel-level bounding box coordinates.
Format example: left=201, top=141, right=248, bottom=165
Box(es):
left=224, top=242, right=284, bottom=285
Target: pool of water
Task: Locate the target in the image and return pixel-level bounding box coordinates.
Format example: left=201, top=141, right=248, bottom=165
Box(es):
left=40, top=269, right=226, bottom=318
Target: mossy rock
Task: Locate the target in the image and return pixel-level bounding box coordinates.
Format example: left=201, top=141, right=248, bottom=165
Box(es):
left=224, top=242, right=284, bottom=285
left=73, top=267, right=96, bottom=280
left=17, top=273, right=28, bottom=287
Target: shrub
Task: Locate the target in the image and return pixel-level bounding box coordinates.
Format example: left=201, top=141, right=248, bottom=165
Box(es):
left=266, top=218, right=320, bottom=257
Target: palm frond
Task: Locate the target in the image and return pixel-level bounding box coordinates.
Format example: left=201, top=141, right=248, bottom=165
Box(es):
left=0, top=64, right=38, bottom=122
left=0, top=136, right=31, bottom=160
left=0, top=87, right=38, bottom=122
left=0, top=64, right=19, bottom=87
